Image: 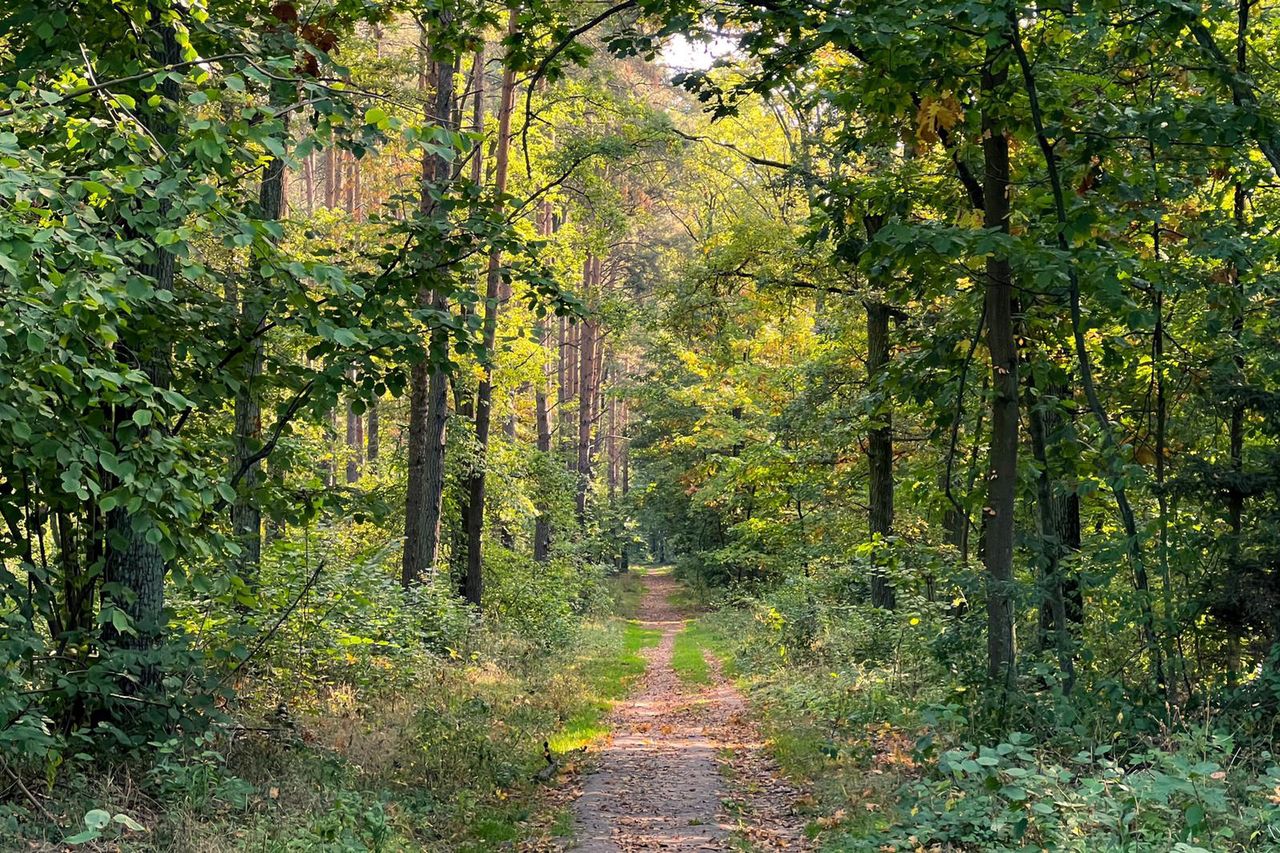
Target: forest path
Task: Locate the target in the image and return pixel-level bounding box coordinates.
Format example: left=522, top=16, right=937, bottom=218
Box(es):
left=568, top=570, right=809, bottom=852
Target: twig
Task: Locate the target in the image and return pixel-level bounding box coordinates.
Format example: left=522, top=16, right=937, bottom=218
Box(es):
left=0, top=762, right=56, bottom=825
left=225, top=559, right=327, bottom=680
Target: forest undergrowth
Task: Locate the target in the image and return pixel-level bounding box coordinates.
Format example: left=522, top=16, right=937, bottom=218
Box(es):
left=7, top=1, right=1280, bottom=850
left=2, top=548, right=650, bottom=852
left=684, top=561, right=1280, bottom=852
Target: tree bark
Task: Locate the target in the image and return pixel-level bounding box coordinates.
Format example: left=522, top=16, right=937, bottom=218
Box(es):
left=980, top=42, right=1018, bottom=688
left=576, top=257, right=598, bottom=521
left=324, top=144, right=338, bottom=208
left=366, top=397, right=379, bottom=463
left=1225, top=0, right=1249, bottom=677
left=461, top=10, right=518, bottom=607
left=557, top=314, right=569, bottom=451
left=345, top=393, right=361, bottom=484
left=533, top=203, right=555, bottom=562
left=403, top=22, right=458, bottom=588
left=1025, top=372, right=1076, bottom=691
left=103, top=11, right=181, bottom=663
left=302, top=150, right=314, bottom=214
left=866, top=299, right=895, bottom=609
left=230, top=80, right=288, bottom=586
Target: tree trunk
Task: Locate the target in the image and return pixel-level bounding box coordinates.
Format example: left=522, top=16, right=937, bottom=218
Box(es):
left=231, top=83, right=287, bottom=586
left=607, top=393, right=618, bottom=500
left=461, top=10, right=518, bottom=608
left=345, top=397, right=361, bottom=484
left=1025, top=372, right=1076, bottom=692
left=402, top=23, right=458, bottom=588
left=533, top=203, right=555, bottom=562
left=557, top=314, right=569, bottom=451
left=352, top=152, right=362, bottom=222
left=303, top=151, right=314, bottom=214
left=1225, top=0, right=1249, bottom=676
left=1009, top=16, right=1165, bottom=694
left=344, top=151, right=356, bottom=217
left=576, top=258, right=598, bottom=521
left=980, top=43, right=1018, bottom=688
left=324, top=144, right=338, bottom=209
left=103, top=12, right=181, bottom=663
left=366, top=397, right=379, bottom=463
left=867, top=300, right=895, bottom=609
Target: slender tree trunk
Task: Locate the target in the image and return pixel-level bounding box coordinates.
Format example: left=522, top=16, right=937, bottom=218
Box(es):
left=469, top=46, right=486, bottom=184
left=103, top=12, right=181, bottom=663
left=533, top=203, right=555, bottom=562
left=1025, top=372, right=1076, bottom=691
left=345, top=396, right=361, bottom=484
left=403, top=23, right=458, bottom=588
left=557, top=314, right=569, bottom=451
left=1009, top=18, right=1165, bottom=694
left=569, top=319, right=579, bottom=402
left=461, top=10, right=518, bottom=607
left=344, top=151, right=356, bottom=217
left=352, top=153, right=362, bottom=222
left=980, top=43, right=1018, bottom=688
left=303, top=151, right=314, bottom=214
left=621, top=400, right=630, bottom=500
left=366, top=398, right=379, bottom=463
left=576, top=258, right=598, bottom=521
left=324, top=144, right=338, bottom=208
left=607, top=393, right=618, bottom=500
left=231, top=83, right=288, bottom=586
left=867, top=299, right=895, bottom=609
left=1226, top=0, right=1250, bottom=677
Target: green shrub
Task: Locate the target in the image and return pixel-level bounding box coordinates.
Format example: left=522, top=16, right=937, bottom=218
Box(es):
left=482, top=547, right=610, bottom=649
left=879, top=731, right=1280, bottom=851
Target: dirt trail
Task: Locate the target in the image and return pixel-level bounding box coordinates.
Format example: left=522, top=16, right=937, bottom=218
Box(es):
left=569, top=571, right=809, bottom=852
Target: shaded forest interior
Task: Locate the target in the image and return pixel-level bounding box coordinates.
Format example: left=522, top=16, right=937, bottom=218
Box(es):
left=3, top=0, right=1280, bottom=849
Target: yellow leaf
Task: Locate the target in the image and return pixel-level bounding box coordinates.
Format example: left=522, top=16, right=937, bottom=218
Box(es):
left=915, top=92, right=964, bottom=146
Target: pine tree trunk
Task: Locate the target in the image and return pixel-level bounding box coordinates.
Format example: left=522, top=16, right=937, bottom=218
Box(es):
left=533, top=203, right=555, bottom=562
left=557, top=315, right=569, bottom=452
left=1225, top=1, right=1250, bottom=670
left=461, top=10, right=518, bottom=608
left=303, top=151, right=314, bottom=214
left=576, top=258, right=598, bottom=521
left=324, top=145, right=338, bottom=208
left=352, top=153, right=362, bottom=222
left=607, top=393, right=618, bottom=500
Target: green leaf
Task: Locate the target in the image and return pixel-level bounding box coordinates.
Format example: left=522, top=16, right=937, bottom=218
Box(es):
left=63, top=830, right=101, bottom=844
left=109, top=608, right=134, bottom=636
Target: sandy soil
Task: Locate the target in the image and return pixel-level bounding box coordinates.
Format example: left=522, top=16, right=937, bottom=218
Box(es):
left=568, top=571, right=810, bottom=852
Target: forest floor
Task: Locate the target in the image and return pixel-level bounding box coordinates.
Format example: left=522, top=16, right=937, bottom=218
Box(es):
left=566, top=569, right=811, bottom=852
